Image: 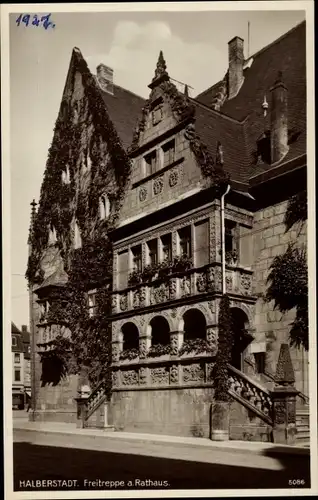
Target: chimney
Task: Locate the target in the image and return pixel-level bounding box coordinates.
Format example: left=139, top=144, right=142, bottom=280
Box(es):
left=228, top=36, right=244, bottom=99
left=96, top=64, right=114, bottom=94
left=22, top=325, right=27, bottom=333
left=270, top=72, right=288, bottom=164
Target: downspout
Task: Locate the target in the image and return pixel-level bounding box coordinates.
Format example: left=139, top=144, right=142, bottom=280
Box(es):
left=221, top=185, right=231, bottom=294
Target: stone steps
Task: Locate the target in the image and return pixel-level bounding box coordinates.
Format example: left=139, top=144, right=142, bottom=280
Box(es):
left=296, top=409, right=310, bottom=447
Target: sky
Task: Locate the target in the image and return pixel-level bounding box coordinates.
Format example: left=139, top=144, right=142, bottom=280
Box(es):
left=9, top=7, right=306, bottom=329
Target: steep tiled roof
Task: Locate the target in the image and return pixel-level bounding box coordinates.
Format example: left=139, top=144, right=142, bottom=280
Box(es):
left=195, top=21, right=306, bottom=184
left=192, top=100, right=250, bottom=185
left=11, top=322, right=21, bottom=335
left=100, top=84, right=145, bottom=151
left=33, top=268, right=68, bottom=292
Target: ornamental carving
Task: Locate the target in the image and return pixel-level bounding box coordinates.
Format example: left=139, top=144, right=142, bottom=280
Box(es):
left=183, top=363, right=205, bottom=383
left=112, top=370, right=120, bottom=387
left=139, top=338, right=148, bottom=359
left=112, top=343, right=120, bottom=362
left=121, top=370, right=139, bottom=386
left=153, top=176, right=164, bottom=195
left=119, top=294, right=128, bottom=312
left=214, top=267, right=222, bottom=292
left=240, top=274, right=251, bottom=295
left=154, top=283, right=168, bottom=303
left=274, top=399, right=286, bottom=425
left=151, top=366, right=169, bottom=385
left=168, top=169, right=179, bottom=187
left=139, top=187, right=147, bottom=202
left=111, top=295, right=117, bottom=313
left=180, top=276, right=191, bottom=297
left=169, top=278, right=177, bottom=300
left=206, top=362, right=214, bottom=381
left=171, top=308, right=178, bottom=318
left=170, top=333, right=179, bottom=355
left=139, top=366, right=148, bottom=385
left=209, top=217, right=217, bottom=261
left=133, top=289, right=140, bottom=309
left=206, top=267, right=216, bottom=292
left=172, top=232, right=177, bottom=256
left=206, top=328, right=218, bottom=354
left=139, top=287, right=147, bottom=307
left=196, top=273, right=207, bottom=293
left=150, top=287, right=156, bottom=306
left=207, top=300, right=216, bottom=314
left=170, top=364, right=179, bottom=384
left=226, top=271, right=233, bottom=292
left=184, top=123, right=195, bottom=141
left=287, top=399, right=296, bottom=424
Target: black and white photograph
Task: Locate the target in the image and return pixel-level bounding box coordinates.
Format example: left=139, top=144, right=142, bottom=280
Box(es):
left=2, top=1, right=317, bottom=498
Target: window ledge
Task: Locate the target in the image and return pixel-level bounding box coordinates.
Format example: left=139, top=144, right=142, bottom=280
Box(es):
left=132, top=157, right=184, bottom=189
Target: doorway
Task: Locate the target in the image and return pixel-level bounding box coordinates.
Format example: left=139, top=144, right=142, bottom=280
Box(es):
left=230, top=308, right=252, bottom=371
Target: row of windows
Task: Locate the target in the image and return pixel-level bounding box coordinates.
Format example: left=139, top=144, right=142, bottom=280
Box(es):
left=48, top=194, right=111, bottom=249
left=143, top=139, right=176, bottom=177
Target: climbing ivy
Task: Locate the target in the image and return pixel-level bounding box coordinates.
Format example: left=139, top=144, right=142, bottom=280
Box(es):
left=213, top=294, right=234, bottom=401
left=26, top=49, right=132, bottom=390
left=266, top=190, right=308, bottom=350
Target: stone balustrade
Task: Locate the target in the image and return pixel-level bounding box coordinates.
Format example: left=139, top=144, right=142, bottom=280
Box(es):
left=112, top=264, right=254, bottom=314
left=228, top=364, right=273, bottom=423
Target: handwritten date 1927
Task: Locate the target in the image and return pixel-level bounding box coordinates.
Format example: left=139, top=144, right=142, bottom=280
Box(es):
left=16, top=14, right=56, bottom=30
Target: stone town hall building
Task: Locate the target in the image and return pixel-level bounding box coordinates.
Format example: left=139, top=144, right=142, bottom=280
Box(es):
left=27, top=21, right=308, bottom=442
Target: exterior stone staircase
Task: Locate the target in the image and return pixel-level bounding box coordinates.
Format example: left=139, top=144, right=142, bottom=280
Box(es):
left=296, top=407, right=310, bottom=446
left=78, top=364, right=309, bottom=446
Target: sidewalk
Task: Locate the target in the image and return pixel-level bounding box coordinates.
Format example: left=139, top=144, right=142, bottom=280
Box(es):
left=13, top=419, right=309, bottom=457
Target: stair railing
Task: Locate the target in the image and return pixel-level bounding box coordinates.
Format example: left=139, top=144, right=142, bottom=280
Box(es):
left=227, top=364, right=274, bottom=425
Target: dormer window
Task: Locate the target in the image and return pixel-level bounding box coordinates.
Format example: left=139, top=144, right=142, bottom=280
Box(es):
left=99, top=194, right=111, bottom=220
left=162, top=139, right=175, bottom=167
left=88, top=290, right=97, bottom=318
left=62, top=165, right=71, bottom=185
left=48, top=225, right=57, bottom=245
left=151, top=97, right=163, bottom=126
left=144, top=151, right=157, bottom=177
left=73, top=220, right=82, bottom=249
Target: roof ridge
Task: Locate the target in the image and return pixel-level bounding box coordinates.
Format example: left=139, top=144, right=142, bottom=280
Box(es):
left=247, top=20, right=305, bottom=62
left=190, top=98, right=245, bottom=125
left=195, top=20, right=305, bottom=102
left=109, top=82, right=146, bottom=102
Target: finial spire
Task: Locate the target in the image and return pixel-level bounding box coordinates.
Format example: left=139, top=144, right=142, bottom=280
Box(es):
left=28, top=199, right=37, bottom=246
left=216, top=141, right=224, bottom=165
left=148, top=50, right=169, bottom=89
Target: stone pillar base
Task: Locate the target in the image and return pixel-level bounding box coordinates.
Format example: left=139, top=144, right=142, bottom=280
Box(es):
left=211, top=401, right=230, bottom=441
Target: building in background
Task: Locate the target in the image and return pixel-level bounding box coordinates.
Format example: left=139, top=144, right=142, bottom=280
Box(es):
left=27, top=21, right=308, bottom=443
left=11, top=322, right=31, bottom=409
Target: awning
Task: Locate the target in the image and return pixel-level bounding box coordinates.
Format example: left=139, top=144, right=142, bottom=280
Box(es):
left=25, top=391, right=32, bottom=398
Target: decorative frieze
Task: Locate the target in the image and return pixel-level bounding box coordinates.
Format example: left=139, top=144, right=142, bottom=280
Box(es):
left=139, top=366, right=148, bottom=385
left=121, top=370, right=139, bottom=386
left=132, top=289, right=140, bottom=309
left=119, top=294, right=128, bottom=312
left=139, top=186, right=147, bottom=202
left=151, top=366, right=169, bottom=385
left=240, top=273, right=252, bottom=295
left=111, top=294, right=118, bottom=313
left=180, top=275, right=191, bottom=297
left=169, top=278, right=177, bottom=300
left=153, top=176, right=164, bottom=195
left=183, top=363, right=205, bottom=383
left=170, top=364, right=179, bottom=384
left=168, top=168, right=179, bottom=187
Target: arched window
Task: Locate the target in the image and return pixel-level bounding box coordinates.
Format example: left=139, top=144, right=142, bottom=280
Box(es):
left=183, top=309, right=206, bottom=341
left=48, top=225, right=57, bottom=245
left=73, top=220, right=82, bottom=249
left=230, top=308, right=252, bottom=371
left=99, top=194, right=111, bottom=220
left=121, top=322, right=139, bottom=351
left=150, top=316, right=170, bottom=346
left=61, top=165, right=71, bottom=185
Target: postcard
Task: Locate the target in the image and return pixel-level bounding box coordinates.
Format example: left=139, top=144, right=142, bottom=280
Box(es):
left=2, top=1, right=317, bottom=499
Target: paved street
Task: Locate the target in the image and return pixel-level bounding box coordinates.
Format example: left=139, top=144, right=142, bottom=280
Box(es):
left=13, top=428, right=310, bottom=491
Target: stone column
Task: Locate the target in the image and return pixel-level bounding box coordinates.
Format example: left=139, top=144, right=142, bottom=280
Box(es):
left=139, top=334, right=151, bottom=359
left=271, top=343, right=299, bottom=445
left=170, top=330, right=183, bottom=356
